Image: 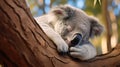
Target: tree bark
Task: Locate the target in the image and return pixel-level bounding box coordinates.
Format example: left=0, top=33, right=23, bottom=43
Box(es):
left=0, top=0, right=120, bottom=67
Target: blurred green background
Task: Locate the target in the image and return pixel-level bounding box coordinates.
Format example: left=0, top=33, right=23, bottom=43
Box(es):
left=26, top=0, right=120, bottom=55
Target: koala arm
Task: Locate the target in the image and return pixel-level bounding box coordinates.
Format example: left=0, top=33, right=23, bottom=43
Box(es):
left=70, top=43, right=97, bottom=60
left=35, top=18, right=68, bottom=52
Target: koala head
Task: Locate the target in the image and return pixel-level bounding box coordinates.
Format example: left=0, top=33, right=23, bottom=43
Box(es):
left=48, top=5, right=104, bottom=44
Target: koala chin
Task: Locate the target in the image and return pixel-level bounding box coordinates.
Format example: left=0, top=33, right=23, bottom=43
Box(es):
left=35, top=4, right=104, bottom=60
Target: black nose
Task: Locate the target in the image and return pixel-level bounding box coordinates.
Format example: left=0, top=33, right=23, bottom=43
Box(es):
left=70, top=33, right=82, bottom=46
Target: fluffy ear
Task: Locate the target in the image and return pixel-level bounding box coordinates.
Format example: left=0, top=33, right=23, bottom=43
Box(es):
left=89, top=16, right=104, bottom=38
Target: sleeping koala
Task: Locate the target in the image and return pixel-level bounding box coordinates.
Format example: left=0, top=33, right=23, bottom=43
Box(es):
left=35, top=5, right=104, bottom=60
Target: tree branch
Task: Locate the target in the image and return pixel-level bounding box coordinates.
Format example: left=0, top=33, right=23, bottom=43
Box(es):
left=0, top=0, right=120, bottom=67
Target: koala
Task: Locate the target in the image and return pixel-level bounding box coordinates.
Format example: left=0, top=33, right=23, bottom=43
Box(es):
left=35, top=5, right=104, bottom=60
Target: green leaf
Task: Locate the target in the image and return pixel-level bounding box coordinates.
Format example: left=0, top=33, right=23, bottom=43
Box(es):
left=98, top=0, right=101, bottom=5
left=94, top=0, right=101, bottom=6
left=94, top=0, right=97, bottom=6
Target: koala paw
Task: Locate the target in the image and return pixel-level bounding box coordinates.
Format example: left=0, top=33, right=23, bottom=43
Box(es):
left=69, top=46, right=97, bottom=60
left=70, top=47, right=83, bottom=56
left=57, top=42, right=69, bottom=53
left=69, top=47, right=87, bottom=60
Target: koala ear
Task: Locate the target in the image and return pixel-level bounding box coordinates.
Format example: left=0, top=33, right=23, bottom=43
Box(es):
left=53, top=10, right=63, bottom=14
left=89, top=16, right=104, bottom=38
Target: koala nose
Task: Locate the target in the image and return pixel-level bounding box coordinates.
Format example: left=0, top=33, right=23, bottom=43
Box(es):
left=70, top=33, right=82, bottom=46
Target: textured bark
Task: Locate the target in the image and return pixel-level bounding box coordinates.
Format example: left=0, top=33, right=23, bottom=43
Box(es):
left=0, top=0, right=120, bottom=67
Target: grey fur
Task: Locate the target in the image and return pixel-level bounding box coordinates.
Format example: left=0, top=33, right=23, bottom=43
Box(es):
left=35, top=5, right=104, bottom=60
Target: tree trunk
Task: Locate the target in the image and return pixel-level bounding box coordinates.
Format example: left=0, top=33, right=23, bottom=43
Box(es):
left=102, top=0, right=112, bottom=52
left=0, top=0, right=120, bottom=67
